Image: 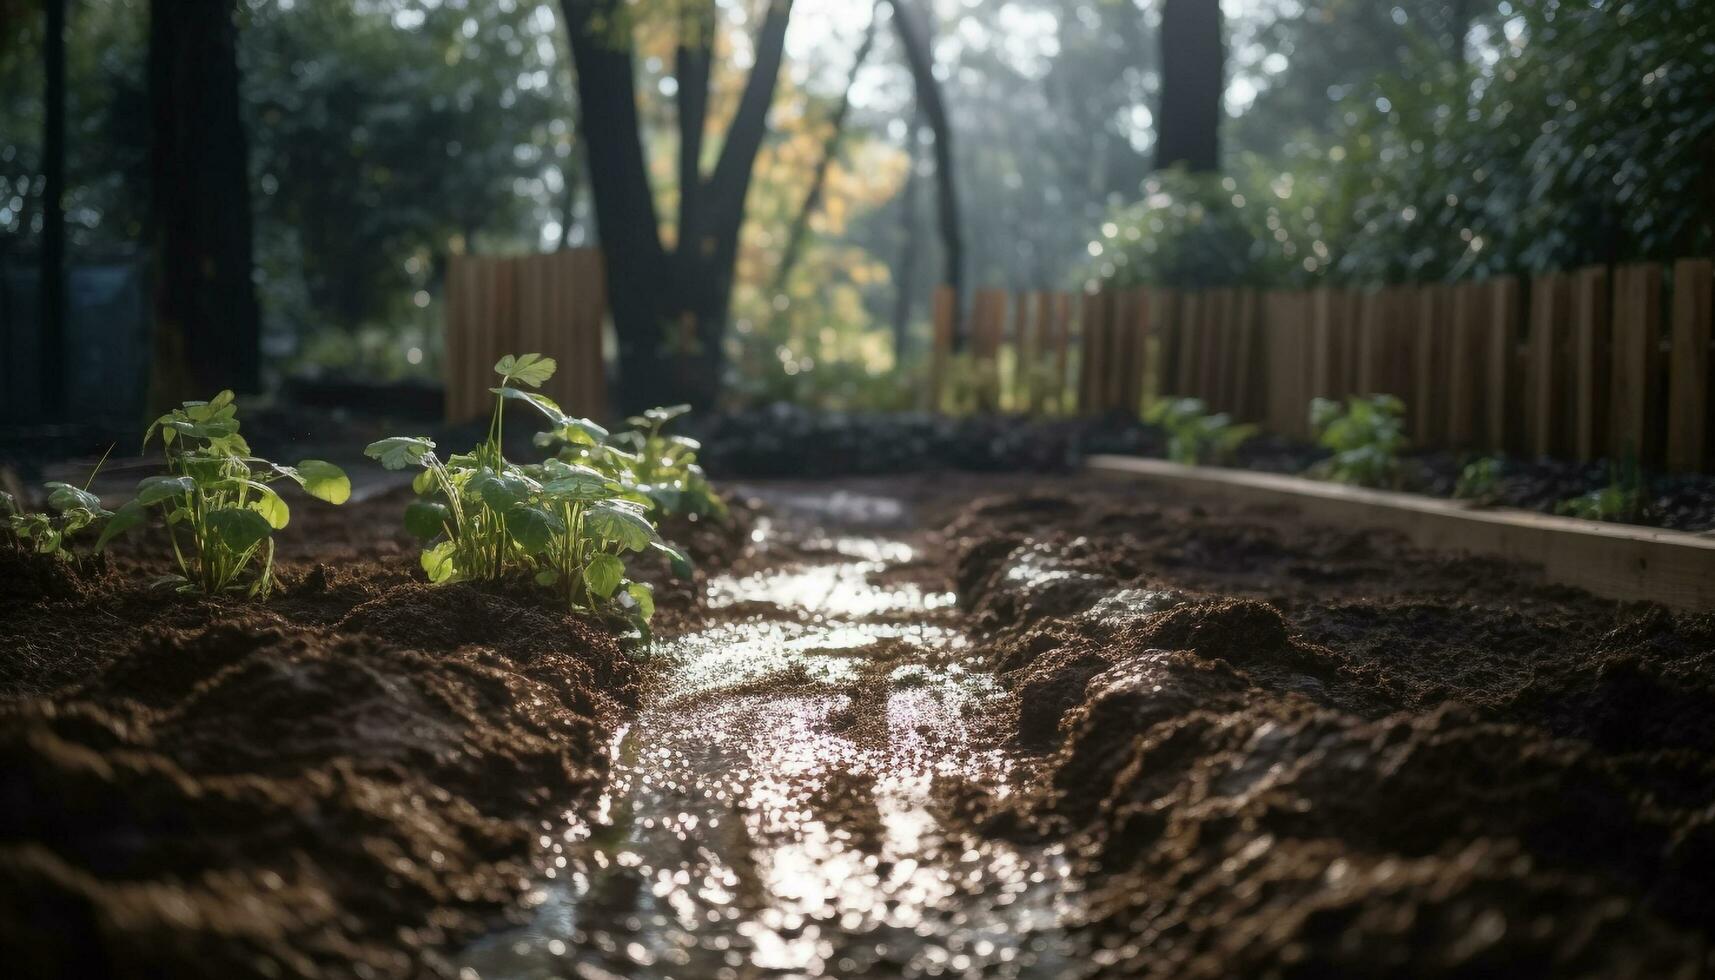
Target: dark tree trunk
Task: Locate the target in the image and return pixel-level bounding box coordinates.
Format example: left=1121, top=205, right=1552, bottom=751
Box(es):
left=890, top=112, right=924, bottom=362
left=41, top=0, right=66, bottom=420
left=1156, top=0, right=1223, bottom=173
left=148, top=0, right=261, bottom=406
left=563, top=0, right=791, bottom=413
left=887, top=0, right=964, bottom=348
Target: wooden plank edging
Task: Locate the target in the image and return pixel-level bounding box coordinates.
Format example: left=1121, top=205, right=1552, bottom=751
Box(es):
left=1086, top=454, right=1715, bottom=611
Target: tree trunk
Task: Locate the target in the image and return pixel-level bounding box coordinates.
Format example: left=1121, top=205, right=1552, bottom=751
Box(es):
left=887, top=0, right=964, bottom=348
left=41, top=0, right=66, bottom=420
left=563, top=0, right=792, bottom=413
left=148, top=0, right=261, bottom=407
left=1156, top=0, right=1223, bottom=173
left=890, top=112, right=924, bottom=363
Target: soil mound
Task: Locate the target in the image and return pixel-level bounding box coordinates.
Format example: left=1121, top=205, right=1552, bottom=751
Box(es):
left=0, top=616, right=626, bottom=979
left=949, top=486, right=1715, bottom=978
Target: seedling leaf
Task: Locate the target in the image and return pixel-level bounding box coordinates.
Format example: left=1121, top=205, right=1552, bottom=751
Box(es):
left=586, top=501, right=653, bottom=551
left=421, top=540, right=459, bottom=583
left=404, top=499, right=451, bottom=539
left=294, top=460, right=351, bottom=505
left=365, top=436, right=435, bottom=470
left=44, top=482, right=103, bottom=515
left=95, top=500, right=146, bottom=551
left=505, top=504, right=563, bottom=555
left=207, top=507, right=273, bottom=552
left=494, top=353, right=556, bottom=387
left=585, top=553, right=624, bottom=598
left=136, top=475, right=197, bottom=507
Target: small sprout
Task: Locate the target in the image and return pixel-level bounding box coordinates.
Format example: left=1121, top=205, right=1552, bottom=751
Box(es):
left=5, top=445, right=117, bottom=559
left=1308, top=394, right=1407, bottom=488
left=1144, top=397, right=1256, bottom=466
left=97, top=392, right=348, bottom=598
left=1455, top=456, right=1504, bottom=503
left=1556, top=458, right=1646, bottom=523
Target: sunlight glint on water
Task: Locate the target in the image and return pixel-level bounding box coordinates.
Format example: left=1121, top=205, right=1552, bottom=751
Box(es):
left=456, top=503, right=1080, bottom=980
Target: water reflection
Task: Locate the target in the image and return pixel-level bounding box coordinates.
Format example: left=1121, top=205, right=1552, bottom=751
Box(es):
left=457, top=497, right=1082, bottom=979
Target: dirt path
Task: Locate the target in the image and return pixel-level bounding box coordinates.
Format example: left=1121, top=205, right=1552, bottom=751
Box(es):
left=458, top=487, right=1085, bottom=979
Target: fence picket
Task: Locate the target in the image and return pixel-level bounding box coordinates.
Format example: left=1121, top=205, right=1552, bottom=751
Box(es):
left=1610, top=263, right=1664, bottom=464
left=1668, top=260, right=1715, bottom=472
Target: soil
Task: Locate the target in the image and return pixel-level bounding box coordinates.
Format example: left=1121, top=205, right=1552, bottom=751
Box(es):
left=940, top=473, right=1715, bottom=978
left=7, top=465, right=1715, bottom=979
left=0, top=485, right=749, bottom=980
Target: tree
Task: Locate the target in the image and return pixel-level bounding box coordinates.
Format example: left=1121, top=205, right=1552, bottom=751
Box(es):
left=1156, top=0, right=1223, bottom=172
left=41, top=0, right=66, bottom=419
left=147, top=0, right=260, bottom=404
left=562, top=0, right=794, bottom=412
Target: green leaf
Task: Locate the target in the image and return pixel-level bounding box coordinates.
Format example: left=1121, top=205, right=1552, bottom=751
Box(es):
left=494, top=353, right=556, bottom=387
left=623, top=580, right=655, bottom=621
left=404, top=499, right=451, bottom=539
left=421, top=540, right=459, bottom=583
left=492, top=386, right=565, bottom=424
left=44, top=482, right=102, bottom=514
left=95, top=500, right=147, bottom=551
left=585, top=501, right=654, bottom=552
left=542, top=462, right=614, bottom=500
left=412, top=468, right=438, bottom=496
left=505, top=504, right=564, bottom=555
left=248, top=484, right=290, bottom=530
left=534, top=568, right=561, bottom=587
left=365, top=436, right=436, bottom=470
left=293, top=460, right=351, bottom=505
left=644, top=404, right=691, bottom=425
left=585, top=553, right=624, bottom=598
left=469, top=469, right=534, bottom=510
left=136, top=475, right=197, bottom=507
left=206, top=507, right=273, bottom=552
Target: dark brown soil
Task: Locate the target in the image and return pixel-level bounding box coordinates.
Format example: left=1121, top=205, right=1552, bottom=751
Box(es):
left=937, top=474, right=1715, bottom=978
left=0, top=486, right=750, bottom=980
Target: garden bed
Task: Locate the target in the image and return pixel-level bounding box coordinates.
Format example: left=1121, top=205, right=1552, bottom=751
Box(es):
left=0, top=484, right=749, bottom=979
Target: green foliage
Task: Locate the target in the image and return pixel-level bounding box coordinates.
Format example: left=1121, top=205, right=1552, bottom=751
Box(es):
left=1098, top=2, right=1715, bottom=290
left=1557, top=459, right=1646, bottom=524
left=368, top=354, right=679, bottom=634
left=97, top=391, right=350, bottom=597
left=3, top=455, right=115, bottom=559
left=1309, top=395, right=1407, bottom=488
left=601, top=404, right=728, bottom=524
left=1455, top=456, right=1504, bottom=503
left=1144, top=397, right=1257, bottom=466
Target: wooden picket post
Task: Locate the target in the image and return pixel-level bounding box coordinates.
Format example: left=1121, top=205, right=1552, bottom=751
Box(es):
left=927, top=284, right=955, bottom=413
left=1487, top=276, right=1523, bottom=452
left=1609, top=263, right=1663, bottom=464
left=1446, top=280, right=1487, bottom=448
left=1052, top=291, right=1073, bottom=414
left=1527, top=272, right=1572, bottom=459
left=1667, top=259, right=1715, bottom=472
left=1174, top=291, right=1202, bottom=397
left=1570, top=266, right=1610, bottom=461
left=1411, top=284, right=1446, bottom=446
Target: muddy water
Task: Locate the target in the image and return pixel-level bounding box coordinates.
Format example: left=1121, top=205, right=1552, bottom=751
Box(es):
left=457, top=491, right=1083, bottom=979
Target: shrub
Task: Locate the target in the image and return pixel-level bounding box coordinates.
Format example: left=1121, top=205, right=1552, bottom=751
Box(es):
left=1309, top=395, right=1407, bottom=488
left=1145, top=397, right=1256, bottom=466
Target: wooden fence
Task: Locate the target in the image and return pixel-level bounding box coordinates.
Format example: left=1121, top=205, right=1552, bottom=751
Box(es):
left=927, top=259, right=1715, bottom=471
left=443, top=248, right=608, bottom=423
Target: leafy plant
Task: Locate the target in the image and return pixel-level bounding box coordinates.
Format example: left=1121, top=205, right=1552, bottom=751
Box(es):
left=96, top=391, right=351, bottom=597
left=1454, top=456, right=1504, bottom=504
left=1557, top=459, right=1647, bottom=524
left=3, top=448, right=116, bottom=559
left=1144, top=397, right=1256, bottom=466
left=1309, top=395, right=1407, bottom=488
left=597, top=404, right=726, bottom=523
left=368, top=353, right=679, bottom=634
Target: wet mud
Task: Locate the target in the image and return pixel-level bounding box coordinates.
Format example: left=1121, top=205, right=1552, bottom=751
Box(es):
left=8, top=470, right=1714, bottom=978
left=0, top=487, right=744, bottom=979
left=945, top=475, right=1715, bottom=978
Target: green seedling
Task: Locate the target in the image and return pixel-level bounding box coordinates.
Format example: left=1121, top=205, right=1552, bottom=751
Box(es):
left=1557, top=458, right=1646, bottom=523
left=1309, top=394, right=1407, bottom=488
left=4, top=446, right=115, bottom=558
left=601, top=404, right=726, bottom=523
left=97, top=391, right=350, bottom=597
left=1455, top=456, right=1504, bottom=503
left=1145, top=397, right=1256, bottom=466
left=369, top=353, right=677, bottom=634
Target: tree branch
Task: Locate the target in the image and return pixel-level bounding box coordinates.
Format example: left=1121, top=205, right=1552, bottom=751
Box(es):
left=703, top=0, right=794, bottom=243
